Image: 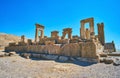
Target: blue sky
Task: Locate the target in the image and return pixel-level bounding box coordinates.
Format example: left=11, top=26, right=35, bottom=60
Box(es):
left=0, top=0, right=120, bottom=49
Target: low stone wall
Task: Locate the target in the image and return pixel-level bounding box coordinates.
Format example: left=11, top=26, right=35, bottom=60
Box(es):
left=5, top=42, right=102, bottom=58
left=5, top=43, right=81, bottom=57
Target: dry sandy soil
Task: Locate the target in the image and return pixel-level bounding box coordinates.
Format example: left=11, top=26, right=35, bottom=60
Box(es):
left=0, top=54, right=120, bottom=78
left=0, top=33, right=20, bottom=50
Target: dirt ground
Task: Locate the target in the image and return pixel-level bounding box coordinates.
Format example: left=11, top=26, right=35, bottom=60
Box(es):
left=0, top=54, right=120, bottom=78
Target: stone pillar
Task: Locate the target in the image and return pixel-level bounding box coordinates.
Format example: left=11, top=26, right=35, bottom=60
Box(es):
left=21, top=35, right=25, bottom=42
left=35, top=24, right=45, bottom=42
left=85, top=28, right=90, bottom=39
left=51, top=31, right=59, bottom=39
left=41, top=30, right=44, bottom=38
left=35, top=28, right=39, bottom=42
left=62, top=28, right=72, bottom=39
left=39, top=30, right=44, bottom=39
left=69, top=31, right=72, bottom=39
left=80, top=23, right=85, bottom=39
left=97, top=23, right=105, bottom=45
left=90, top=18, right=94, bottom=33
left=62, top=32, right=66, bottom=39
left=27, top=39, right=32, bottom=45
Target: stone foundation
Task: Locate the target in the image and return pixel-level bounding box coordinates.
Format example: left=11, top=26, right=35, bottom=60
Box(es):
left=5, top=42, right=103, bottom=59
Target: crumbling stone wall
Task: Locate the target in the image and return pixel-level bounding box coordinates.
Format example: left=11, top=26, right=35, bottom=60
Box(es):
left=60, top=43, right=81, bottom=57
left=81, top=42, right=97, bottom=59
left=97, top=23, right=105, bottom=45
left=5, top=42, right=103, bottom=59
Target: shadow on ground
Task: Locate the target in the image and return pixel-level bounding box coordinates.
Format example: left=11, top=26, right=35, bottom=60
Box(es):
left=2, top=51, right=97, bottom=67
left=30, top=57, right=97, bottom=67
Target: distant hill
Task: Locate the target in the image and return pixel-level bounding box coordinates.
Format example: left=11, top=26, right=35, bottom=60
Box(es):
left=0, top=33, right=20, bottom=49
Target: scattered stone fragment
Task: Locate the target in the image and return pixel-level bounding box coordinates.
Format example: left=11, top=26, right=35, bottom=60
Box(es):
left=113, top=58, right=120, bottom=66
left=9, top=51, right=17, bottom=56
left=99, top=53, right=108, bottom=57
left=21, top=53, right=31, bottom=59
left=5, top=53, right=10, bottom=56
left=104, top=58, right=113, bottom=64
left=0, top=52, right=5, bottom=57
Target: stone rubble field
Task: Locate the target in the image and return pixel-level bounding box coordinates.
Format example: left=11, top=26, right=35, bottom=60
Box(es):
left=0, top=52, right=120, bottom=78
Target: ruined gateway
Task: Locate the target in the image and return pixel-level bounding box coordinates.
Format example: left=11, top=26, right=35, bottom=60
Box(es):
left=5, top=17, right=116, bottom=61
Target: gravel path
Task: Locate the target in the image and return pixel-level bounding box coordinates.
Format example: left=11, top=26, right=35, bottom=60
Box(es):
left=0, top=55, right=120, bottom=78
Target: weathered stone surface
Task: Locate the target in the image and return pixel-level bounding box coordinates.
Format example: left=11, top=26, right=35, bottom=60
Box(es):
left=58, top=56, right=69, bottom=62
left=0, top=52, right=5, bottom=57
left=35, top=24, right=44, bottom=42
left=61, top=43, right=80, bottom=57
left=4, top=53, right=10, bottom=56
left=62, top=28, right=72, bottom=39
left=51, top=31, right=59, bottom=39
left=81, top=42, right=97, bottom=58
left=45, top=41, right=55, bottom=45
left=99, top=57, right=105, bottom=63
left=113, top=58, right=120, bottom=66
left=97, top=23, right=105, bottom=45
left=104, top=58, right=113, bottom=64
left=21, top=53, right=31, bottom=59
left=99, top=53, right=108, bottom=57
left=9, top=51, right=17, bottom=56
left=43, top=45, right=60, bottom=54
left=57, top=39, right=69, bottom=44
left=80, top=18, right=94, bottom=39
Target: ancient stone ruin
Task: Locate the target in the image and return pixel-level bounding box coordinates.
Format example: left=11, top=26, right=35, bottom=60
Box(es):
left=5, top=17, right=116, bottom=62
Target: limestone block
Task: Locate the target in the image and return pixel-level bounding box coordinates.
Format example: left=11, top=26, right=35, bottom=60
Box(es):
left=104, top=57, right=113, bottom=64
left=60, top=43, right=80, bottom=57
left=113, top=58, right=120, bottom=66
left=0, top=52, right=5, bottom=57
left=99, top=53, right=108, bottom=57
left=18, top=42, right=27, bottom=46
left=9, top=43, right=16, bottom=46
left=9, top=51, right=17, bottom=56
left=81, top=42, right=97, bottom=59
left=70, top=39, right=79, bottom=43
left=57, top=39, right=69, bottom=44
left=21, top=53, right=31, bottom=59
left=43, top=45, right=60, bottom=55
left=45, top=41, right=55, bottom=45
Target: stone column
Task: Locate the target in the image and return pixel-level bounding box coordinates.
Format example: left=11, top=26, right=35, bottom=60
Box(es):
left=51, top=31, right=59, bottom=39
left=97, top=23, right=105, bottom=45
left=85, top=28, right=90, bottom=39
left=68, top=31, right=72, bottom=39
left=62, top=32, right=66, bottom=39
left=35, top=28, right=39, bottom=42
left=41, top=30, right=44, bottom=38
left=80, top=22, right=85, bottom=39
left=21, top=35, right=25, bottom=42
left=90, top=18, right=94, bottom=33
